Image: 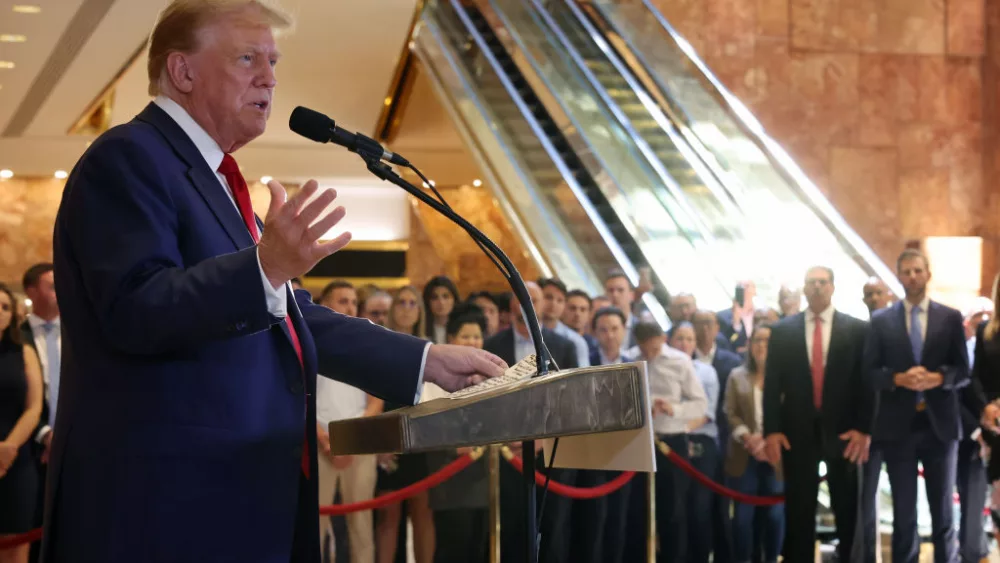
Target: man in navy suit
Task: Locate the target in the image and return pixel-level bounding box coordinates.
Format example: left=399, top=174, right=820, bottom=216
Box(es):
left=864, top=248, right=969, bottom=563
left=483, top=281, right=578, bottom=563
left=42, top=3, right=505, bottom=562
left=691, top=309, right=742, bottom=563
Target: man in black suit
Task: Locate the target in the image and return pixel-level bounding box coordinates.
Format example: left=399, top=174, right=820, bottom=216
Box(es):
left=717, top=281, right=756, bottom=355
left=763, top=266, right=871, bottom=562
left=864, top=248, right=969, bottom=563
left=483, top=281, right=578, bottom=563
left=691, top=308, right=743, bottom=563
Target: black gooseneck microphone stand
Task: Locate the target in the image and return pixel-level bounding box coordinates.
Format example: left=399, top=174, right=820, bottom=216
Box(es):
left=356, top=151, right=549, bottom=563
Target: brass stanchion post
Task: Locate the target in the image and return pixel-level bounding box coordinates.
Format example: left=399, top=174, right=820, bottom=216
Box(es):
left=489, top=445, right=501, bottom=563
left=647, top=471, right=656, bottom=563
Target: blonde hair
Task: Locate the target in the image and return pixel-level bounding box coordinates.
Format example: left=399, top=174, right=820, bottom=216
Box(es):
left=147, top=0, right=291, bottom=96
left=984, top=274, right=1000, bottom=340
left=388, top=286, right=427, bottom=339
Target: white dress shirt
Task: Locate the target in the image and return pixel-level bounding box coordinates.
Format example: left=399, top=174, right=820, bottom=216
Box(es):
left=27, top=314, right=60, bottom=385
left=29, top=314, right=60, bottom=442
left=514, top=328, right=535, bottom=363
left=805, top=305, right=835, bottom=369
left=154, top=96, right=429, bottom=402
left=636, top=344, right=708, bottom=435
left=903, top=296, right=931, bottom=342
left=694, top=343, right=717, bottom=366
left=554, top=321, right=590, bottom=368
left=316, top=377, right=368, bottom=427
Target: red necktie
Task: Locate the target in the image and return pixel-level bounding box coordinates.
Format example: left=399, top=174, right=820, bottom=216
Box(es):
left=811, top=315, right=824, bottom=410
left=218, top=154, right=310, bottom=478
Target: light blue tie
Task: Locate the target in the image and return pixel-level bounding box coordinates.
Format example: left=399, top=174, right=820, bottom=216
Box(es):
left=43, top=322, right=60, bottom=427
left=909, top=305, right=924, bottom=406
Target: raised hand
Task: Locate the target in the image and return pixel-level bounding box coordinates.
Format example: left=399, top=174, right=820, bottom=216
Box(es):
left=423, top=344, right=507, bottom=392
left=258, top=179, right=353, bottom=289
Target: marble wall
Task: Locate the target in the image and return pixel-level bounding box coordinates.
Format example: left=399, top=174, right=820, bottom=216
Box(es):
left=651, top=0, right=996, bottom=291
left=407, top=184, right=541, bottom=295
left=0, top=177, right=537, bottom=299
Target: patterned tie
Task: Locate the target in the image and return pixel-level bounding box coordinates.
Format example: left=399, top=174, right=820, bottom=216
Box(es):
left=910, top=305, right=925, bottom=409
left=811, top=315, right=824, bottom=410
left=218, top=154, right=310, bottom=477
left=43, top=322, right=60, bottom=427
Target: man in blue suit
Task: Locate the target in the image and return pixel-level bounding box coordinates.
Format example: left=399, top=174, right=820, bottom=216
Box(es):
left=864, top=248, right=969, bottom=563
left=42, top=2, right=505, bottom=562
left=691, top=309, right=742, bottom=563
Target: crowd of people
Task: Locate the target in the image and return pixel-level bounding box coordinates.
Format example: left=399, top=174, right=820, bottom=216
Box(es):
left=3, top=245, right=1000, bottom=563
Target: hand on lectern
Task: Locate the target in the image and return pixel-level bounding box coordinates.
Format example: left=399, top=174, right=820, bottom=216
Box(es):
left=423, top=344, right=507, bottom=392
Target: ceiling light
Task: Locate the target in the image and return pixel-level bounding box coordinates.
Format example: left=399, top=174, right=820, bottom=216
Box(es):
left=0, top=34, right=26, bottom=43
left=472, top=179, right=482, bottom=187
left=54, top=170, right=68, bottom=179
left=260, top=176, right=272, bottom=184
left=0, top=169, right=12, bottom=179
left=0, top=61, right=14, bottom=69
left=12, top=5, right=41, bottom=14
left=428, top=180, right=436, bottom=187
left=421, top=181, right=428, bottom=188
left=24, top=298, right=31, bottom=308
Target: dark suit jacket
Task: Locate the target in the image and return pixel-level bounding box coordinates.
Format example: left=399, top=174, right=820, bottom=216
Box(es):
left=484, top=327, right=579, bottom=371
left=864, top=300, right=969, bottom=443
left=962, top=322, right=998, bottom=439
left=763, top=310, right=871, bottom=446
left=44, top=102, right=429, bottom=563
left=20, top=321, right=48, bottom=454
left=717, top=308, right=749, bottom=354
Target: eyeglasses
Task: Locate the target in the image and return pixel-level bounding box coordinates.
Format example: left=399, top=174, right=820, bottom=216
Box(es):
left=395, top=299, right=419, bottom=309
left=804, top=279, right=830, bottom=287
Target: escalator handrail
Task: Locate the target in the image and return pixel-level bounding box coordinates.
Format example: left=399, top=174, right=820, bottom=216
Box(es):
left=445, top=0, right=649, bottom=302
left=513, top=0, right=730, bottom=251
left=553, top=0, right=747, bottom=224
left=593, top=0, right=903, bottom=297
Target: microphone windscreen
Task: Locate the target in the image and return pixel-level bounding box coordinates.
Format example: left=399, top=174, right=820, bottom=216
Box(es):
left=289, top=106, right=334, bottom=143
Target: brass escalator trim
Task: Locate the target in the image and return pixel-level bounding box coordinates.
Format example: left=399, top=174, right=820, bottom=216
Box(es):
left=374, top=0, right=426, bottom=143
left=68, top=39, right=147, bottom=136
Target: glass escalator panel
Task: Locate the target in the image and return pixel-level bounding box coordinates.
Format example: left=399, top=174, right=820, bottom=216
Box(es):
left=414, top=0, right=653, bottom=301
left=482, top=0, right=734, bottom=310
left=584, top=0, right=901, bottom=316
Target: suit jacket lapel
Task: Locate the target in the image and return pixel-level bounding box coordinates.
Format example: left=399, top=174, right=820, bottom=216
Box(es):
left=824, top=312, right=845, bottom=383
left=136, top=102, right=253, bottom=250
left=893, top=302, right=918, bottom=364
left=923, top=301, right=941, bottom=360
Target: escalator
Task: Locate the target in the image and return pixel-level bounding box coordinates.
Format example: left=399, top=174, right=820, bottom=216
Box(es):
left=411, top=0, right=899, bottom=319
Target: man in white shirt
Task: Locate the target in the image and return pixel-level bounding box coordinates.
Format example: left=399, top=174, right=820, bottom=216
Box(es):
left=539, top=278, right=590, bottom=367
left=315, top=281, right=382, bottom=563
left=21, top=263, right=60, bottom=461
left=633, top=321, right=707, bottom=563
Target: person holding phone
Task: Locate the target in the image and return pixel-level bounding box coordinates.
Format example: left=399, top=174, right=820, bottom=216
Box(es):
left=718, top=282, right=757, bottom=356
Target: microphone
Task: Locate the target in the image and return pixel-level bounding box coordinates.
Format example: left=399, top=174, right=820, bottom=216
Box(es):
left=289, top=106, right=409, bottom=167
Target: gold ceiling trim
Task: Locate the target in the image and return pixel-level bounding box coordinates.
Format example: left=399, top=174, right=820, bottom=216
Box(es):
left=68, top=39, right=147, bottom=136
left=373, top=0, right=425, bottom=143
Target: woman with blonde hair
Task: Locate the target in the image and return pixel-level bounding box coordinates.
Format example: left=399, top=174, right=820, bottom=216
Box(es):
left=376, top=286, right=434, bottom=563
left=972, top=274, right=1000, bottom=543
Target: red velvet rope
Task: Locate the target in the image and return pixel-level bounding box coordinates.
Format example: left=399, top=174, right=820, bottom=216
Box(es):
left=320, top=452, right=477, bottom=515
left=661, top=446, right=785, bottom=506
left=502, top=452, right=636, bottom=499
left=0, top=452, right=479, bottom=549
left=0, top=528, right=41, bottom=550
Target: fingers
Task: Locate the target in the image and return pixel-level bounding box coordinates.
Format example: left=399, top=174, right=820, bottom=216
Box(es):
left=295, top=189, right=339, bottom=236
left=275, top=179, right=319, bottom=225
left=471, top=350, right=507, bottom=378
left=780, top=435, right=791, bottom=450
left=315, top=231, right=353, bottom=259
left=264, top=179, right=288, bottom=221
left=304, top=204, right=346, bottom=243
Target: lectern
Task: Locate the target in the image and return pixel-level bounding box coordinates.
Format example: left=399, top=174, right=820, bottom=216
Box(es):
left=328, top=360, right=650, bottom=561
left=329, top=361, right=648, bottom=455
